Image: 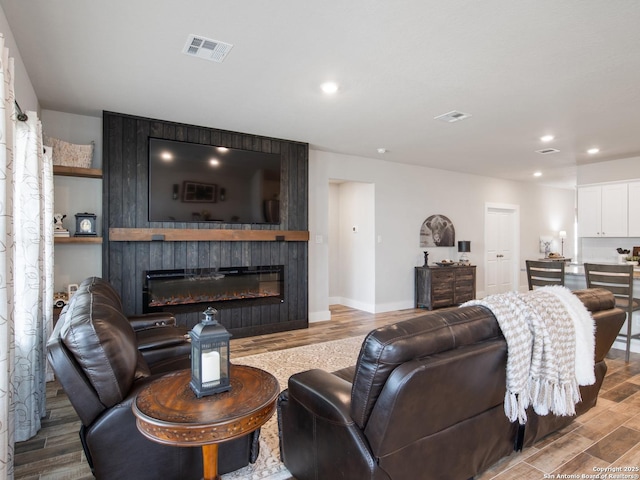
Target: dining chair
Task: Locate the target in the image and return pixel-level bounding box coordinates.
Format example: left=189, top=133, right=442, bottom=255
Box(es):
left=525, top=260, right=565, bottom=290
left=584, top=263, right=640, bottom=362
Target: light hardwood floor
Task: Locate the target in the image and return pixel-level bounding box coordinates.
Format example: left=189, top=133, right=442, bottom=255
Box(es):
left=14, top=305, right=640, bottom=479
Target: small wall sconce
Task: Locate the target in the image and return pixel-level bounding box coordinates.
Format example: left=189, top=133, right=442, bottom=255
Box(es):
left=219, top=187, right=226, bottom=201
left=172, top=184, right=179, bottom=200
left=458, top=241, right=471, bottom=263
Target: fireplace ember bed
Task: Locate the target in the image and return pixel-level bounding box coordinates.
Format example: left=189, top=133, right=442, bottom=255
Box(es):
left=143, top=266, right=284, bottom=313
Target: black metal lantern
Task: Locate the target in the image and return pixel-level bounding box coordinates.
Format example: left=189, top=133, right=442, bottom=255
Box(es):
left=189, top=307, right=231, bottom=397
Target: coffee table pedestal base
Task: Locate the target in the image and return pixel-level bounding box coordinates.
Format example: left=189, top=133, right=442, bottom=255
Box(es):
left=202, top=443, right=219, bottom=480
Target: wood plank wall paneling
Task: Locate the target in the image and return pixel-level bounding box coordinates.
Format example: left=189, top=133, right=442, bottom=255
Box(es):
left=102, top=111, right=309, bottom=337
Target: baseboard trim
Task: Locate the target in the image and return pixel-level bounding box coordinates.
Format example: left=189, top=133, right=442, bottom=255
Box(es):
left=309, top=310, right=331, bottom=323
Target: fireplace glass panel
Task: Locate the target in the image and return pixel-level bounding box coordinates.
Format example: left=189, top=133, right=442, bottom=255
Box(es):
left=144, top=266, right=284, bottom=312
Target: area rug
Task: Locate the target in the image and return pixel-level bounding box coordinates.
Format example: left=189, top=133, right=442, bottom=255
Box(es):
left=221, top=335, right=365, bottom=480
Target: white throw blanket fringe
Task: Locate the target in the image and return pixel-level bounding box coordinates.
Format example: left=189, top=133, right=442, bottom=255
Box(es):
left=463, top=286, right=595, bottom=424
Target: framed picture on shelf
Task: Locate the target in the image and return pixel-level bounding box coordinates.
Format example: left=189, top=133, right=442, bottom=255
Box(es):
left=182, top=181, right=217, bottom=203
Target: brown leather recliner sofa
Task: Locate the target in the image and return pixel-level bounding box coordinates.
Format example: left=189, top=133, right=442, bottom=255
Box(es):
left=277, top=288, right=625, bottom=480
left=47, top=277, right=259, bottom=480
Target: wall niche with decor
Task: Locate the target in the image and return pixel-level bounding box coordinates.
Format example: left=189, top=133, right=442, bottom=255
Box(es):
left=102, top=111, right=309, bottom=337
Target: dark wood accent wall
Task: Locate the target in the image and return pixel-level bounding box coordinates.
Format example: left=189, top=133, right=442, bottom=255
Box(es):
left=102, top=111, right=309, bottom=337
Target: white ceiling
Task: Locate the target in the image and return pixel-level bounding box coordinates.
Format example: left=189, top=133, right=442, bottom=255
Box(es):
left=3, top=0, right=640, bottom=188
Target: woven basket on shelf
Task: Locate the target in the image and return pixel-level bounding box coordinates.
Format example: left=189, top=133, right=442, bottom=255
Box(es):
left=44, top=136, right=94, bottom=168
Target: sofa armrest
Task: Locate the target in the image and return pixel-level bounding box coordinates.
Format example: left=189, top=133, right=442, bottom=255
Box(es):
left=287, top=369, right=354, bottom=424
left=278, top=369, right=383, bottom=480
left=592, top=308, right=626, bottom=362
left=127, top=312, right=177, bottom=331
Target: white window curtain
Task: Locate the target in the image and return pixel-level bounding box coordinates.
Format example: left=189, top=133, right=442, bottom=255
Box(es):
left=0, top=35, right=54, bottom=480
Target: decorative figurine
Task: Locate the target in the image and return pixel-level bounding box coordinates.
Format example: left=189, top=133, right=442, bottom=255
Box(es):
left=54, top=213, right=67, bottom=230
left=53, top=291, right=68, bottom=309
left=423, top=251, right=429, bottom=266
left=54, top=213, right=70, bottom=237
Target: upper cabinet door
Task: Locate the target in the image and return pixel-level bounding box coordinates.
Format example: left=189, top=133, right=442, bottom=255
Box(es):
left=629, top=181, right=640, bottom=237
left=577, top=183, right=628, bottom=237
left=601, top=183, right=628, bottom=237
left=577, top=186, right=602, bottom=237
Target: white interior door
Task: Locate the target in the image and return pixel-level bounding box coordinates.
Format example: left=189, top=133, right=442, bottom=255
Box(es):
left=485, top=204, right=519, bottom=295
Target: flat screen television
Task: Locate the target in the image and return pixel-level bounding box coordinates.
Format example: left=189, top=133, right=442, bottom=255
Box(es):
left=148, top=138, right=281, bottom=224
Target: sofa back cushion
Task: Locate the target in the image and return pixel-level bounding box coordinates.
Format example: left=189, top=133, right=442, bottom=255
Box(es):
left=58, top=280, right=142, bottom=407
left=364, top=338, right=511, bottom=471
left=350, top=305, right=502, bottom=429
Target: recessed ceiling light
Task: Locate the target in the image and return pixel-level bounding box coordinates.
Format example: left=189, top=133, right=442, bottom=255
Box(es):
left=533, top=171, right=542, bottom=177
left=161, top=151, right=173, bottom=161
left=587, top=147, right=600, bottom=154
left=209, top=158, right=220, bottom=166
left=217, top=147, right=229, bottom=152
left=377, top=148, right=387, bottom=154
left=320, top=82, right=339, bottom=94
left=540, top=135, right=555, bottom=142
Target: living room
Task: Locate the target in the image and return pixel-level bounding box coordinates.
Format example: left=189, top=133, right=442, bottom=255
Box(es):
left=2, top=2, right=640, bottom=480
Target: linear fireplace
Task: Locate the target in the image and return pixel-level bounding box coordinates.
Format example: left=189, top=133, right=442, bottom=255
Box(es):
left=143, top=266, right=284, bottom=313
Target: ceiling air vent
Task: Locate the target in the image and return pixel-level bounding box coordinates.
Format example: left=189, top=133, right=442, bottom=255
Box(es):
left=183, top=34, right=233, bottom=63
left=535, top=148, right=560, bottom=154
left=434, top=111, right=472, bottom=123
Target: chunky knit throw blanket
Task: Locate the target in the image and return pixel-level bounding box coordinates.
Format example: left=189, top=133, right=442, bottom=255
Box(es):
left=463, top=286, right=595, bottom=424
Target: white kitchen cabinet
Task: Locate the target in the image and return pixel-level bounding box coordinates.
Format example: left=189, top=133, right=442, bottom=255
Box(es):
left=577, top=183, right=628, bottom=237
left=629, top=181, right=640, bottom=237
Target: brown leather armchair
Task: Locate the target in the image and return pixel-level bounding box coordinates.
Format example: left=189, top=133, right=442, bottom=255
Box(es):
left=48, top=277, right=259, bottom=479
left=71, top=277, right=193, bottom=374
left=277, top=288, right=625, bottom=480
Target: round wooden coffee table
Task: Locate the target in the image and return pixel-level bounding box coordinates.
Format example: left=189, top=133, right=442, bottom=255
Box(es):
left=133, top=365, right=279, bottom=480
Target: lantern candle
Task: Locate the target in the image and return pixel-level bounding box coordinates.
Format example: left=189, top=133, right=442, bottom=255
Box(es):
left=201, top=350, right=221, bottom=383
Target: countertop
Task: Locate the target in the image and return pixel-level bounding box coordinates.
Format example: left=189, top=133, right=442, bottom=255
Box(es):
left=564, top=263, right=640, bottom=279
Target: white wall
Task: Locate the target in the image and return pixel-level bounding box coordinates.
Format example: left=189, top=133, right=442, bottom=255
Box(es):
left=577, top=157, right=640, bottom=185
left=0, top=7, right=38, bottom=113
left=332, top=181, right=376, bottom=311
left=328, top=183, right=340, bottom=300
left=308, top=149, right=576, bottom=320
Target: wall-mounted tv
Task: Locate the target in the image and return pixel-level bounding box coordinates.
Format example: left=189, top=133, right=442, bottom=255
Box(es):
left=148, top=138, right=281, bottom=224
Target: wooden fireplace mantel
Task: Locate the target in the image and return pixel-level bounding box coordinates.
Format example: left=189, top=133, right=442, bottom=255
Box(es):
left=109, top=228, right=310, bottom=242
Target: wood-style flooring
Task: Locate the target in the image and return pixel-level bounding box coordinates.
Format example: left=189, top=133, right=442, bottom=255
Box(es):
left=13, top=305, right=640, bottom=479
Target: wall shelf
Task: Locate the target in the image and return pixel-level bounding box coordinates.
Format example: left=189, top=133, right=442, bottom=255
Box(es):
left=53, top=165, right=102, bottom=178
left=109, top=228, right=309, bottom=242
left=55, top=236, right=103, bottom=244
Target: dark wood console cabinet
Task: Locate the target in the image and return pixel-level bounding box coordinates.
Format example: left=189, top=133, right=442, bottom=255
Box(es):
left=415, top=265, right=476, bottom=310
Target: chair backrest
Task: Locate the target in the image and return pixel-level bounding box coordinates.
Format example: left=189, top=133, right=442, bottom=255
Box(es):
left=584, top=262, right=636, bottom=361
left=584, top=263, right=634, bottom=302
left=526, top=260, right=565, bottom=290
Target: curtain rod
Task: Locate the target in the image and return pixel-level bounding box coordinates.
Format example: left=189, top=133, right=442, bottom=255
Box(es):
left=15, top=101, right=28, bottom=121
